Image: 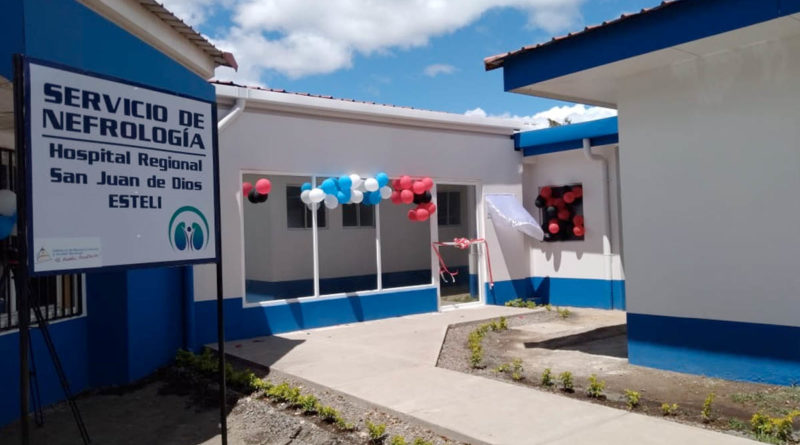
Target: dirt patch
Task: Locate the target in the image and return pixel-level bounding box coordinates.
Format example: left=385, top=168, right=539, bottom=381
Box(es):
left=0, top=363, right=466, bottom=445
left=437, top=308, right=800, bottom=444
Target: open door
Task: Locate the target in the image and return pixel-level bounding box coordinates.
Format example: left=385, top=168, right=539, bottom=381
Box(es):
left=436, top=184, right=479, bottom=307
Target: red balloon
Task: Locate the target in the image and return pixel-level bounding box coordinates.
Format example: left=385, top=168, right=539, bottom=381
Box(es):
left=573, top=215, right=584, bottom=226
left=407, top=209, right=418, bottom=221
left=553, top=198, right=565, bottom=209
left=545, top=198, right=556, bottom=207
left=242, top=182, right=253, bottom=196
left=572, top=185, right=583, bottom=198
left=390, top=190, right=401, bottom=204
left=255, top=178, right=271, bottom=195
left=573, top=225, right=585, bottom=237
left=412, top=180, right=426, bottom=195
left=563, top=191, right=575, bottom=204
left=548, top=222, right=560, bottom=234
left=558, top=208, right=570, bottom=221
left=540, top=186, right=552, bottom=198
left=416, top=208, right=430, bottom=221
left=392, top=178, right=401, bottom=190
left=400, top=189, right=414, bottom=204
left=424, top=202, right=437, bottom=214
left=422, top=177, right=434, bottom=191
left=399, top=175, right=413, bottom=190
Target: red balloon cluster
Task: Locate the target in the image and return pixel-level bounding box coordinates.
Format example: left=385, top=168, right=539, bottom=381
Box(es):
left=534, top=184, right=584, bottom=241
left=390, top=175, right=436, bottom=222
left=243, top=178, right=271, bottom=204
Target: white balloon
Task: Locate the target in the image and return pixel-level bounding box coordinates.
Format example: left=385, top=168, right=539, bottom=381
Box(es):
left=349, top=174, right=363, bottom=190
left=0, top=190, right=16, bottom=216
left=307, top=202, right=319, bottom=211
left=324, top=194, right=339, bottom=209
left=364, top=178, right=379, bottom=192
left=309, top=188, right=325, bottom=203
left=379, top=186, right=392, bottom=200
left=300, top=190, right=311, bottom=204
left=350, top=189, right=364, bottom=204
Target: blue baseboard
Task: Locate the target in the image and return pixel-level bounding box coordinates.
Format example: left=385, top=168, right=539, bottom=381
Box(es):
left=628, top=313, right=800, bottom=385
left=486, top=276, right=626, bottom=309
left=194, top=287, right=438, bottom=346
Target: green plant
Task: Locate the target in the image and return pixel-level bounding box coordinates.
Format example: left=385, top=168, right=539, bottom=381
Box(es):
left=366, top=421, right=387, bottom=443
left=494, top=363, right=510, bottom=373
left=558, top=371, right=574, bottom=392
left=298, top=394, right=319, bottom=414
left=751, top=411, right=799, bottom=443
left=412, top=439, right=433, bottom=445
left=586, top=374, right=606, bottom=399
left=557, top=307, right=571, bottom=319
left=266, top=382, right=301, bottom=405
left=511, top=358, right=524, bottom=381
left=541, top=368, right=554, bottom=387
left=727, top=418, right=748, bottom=432
left=318, top=405, right=339, bottom=423
left=624, top=390, right=640, bottom=410
left=545, top=304, right=552, bottom=311
left=701, top=393, right=715, bottom=422
left=389, top=436, right=408, bottom=445
left=661, top=403, right=679, bottom=416
left=467, top=319, right=507, bottom=368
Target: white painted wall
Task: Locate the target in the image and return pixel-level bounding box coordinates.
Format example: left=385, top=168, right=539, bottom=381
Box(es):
left=194, top=87, right=526, bottom=302
left=617, top=32, right=800, bottom=326
left=522, top=146, right=624, bottom=282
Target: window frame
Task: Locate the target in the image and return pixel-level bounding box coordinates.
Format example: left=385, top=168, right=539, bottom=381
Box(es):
left=286, top=184, right=326, bottom=229
left=341, top=202, right=375, bottom=228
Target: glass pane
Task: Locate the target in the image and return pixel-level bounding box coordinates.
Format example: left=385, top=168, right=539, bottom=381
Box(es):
left=381, top=184, right=432, bottom=289
left=437, top=185, right=477, bottom=306
left=342, top=204, right=358, bottom=227
left=319, top=177, right=377, bottom=295
left=360, top=205, right=375, bottom=227
left=244, top=174, right=314, bottom=302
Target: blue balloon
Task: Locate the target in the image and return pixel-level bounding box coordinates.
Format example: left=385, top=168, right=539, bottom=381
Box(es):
left=338, top=175, right=352, bottom=190
left=0, top=214, right=16, bottom=240
left=376, top=172, right=389, bottom=188
left=321, top=178, right=337, bottom=195
left=301, top=182, right=312, bottom=192
left=369, top=190, right=382, bottom=205
left=336, top=190, right=350, bottom=204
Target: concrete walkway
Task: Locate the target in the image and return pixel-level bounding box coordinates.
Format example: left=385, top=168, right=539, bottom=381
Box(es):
left=222, top=306, right=755, bottom=445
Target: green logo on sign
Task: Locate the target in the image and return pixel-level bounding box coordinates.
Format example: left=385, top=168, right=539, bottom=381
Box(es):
left=168, top=206, right=210, bottom=251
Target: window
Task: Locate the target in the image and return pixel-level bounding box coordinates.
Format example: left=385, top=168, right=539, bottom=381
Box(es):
left=437, top=191, right=461, bottom=226
left=342, top=203, right=374, bottom=227
left=286, top=185, right=326, bottom=229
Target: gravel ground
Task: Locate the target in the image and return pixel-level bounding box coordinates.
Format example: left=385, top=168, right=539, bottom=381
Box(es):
left=436, top=308, right=800, bottom=443
left=0, top=363, right=468, bottom=445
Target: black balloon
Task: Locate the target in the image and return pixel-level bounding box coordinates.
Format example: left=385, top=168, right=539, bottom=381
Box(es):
left=420, top=191, right=432, bottom=203
left=248, top=189, right=260, bottom=203
left=534, top=196, right=546, bottom=208
left=545, top=206, right=557, bottom=219
left=257, top=192, right=269, bottom=203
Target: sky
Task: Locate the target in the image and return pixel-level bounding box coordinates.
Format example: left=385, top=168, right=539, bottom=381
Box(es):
left=161, top=0, right=658, bottom=127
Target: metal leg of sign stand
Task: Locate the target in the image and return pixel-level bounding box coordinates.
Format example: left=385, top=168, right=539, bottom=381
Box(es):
left=28, top=291, right=91, bottom=444
left=28, top=337, right=44, bottom=427
left=216, top=259, right=227, bottom=445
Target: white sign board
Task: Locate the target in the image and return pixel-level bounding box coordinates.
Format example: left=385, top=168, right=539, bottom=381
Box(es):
left=24, top=59, right=218, bottom=274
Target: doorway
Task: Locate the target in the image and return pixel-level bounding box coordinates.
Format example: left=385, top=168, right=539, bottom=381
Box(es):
left=436, top=184, right=480, bottom=307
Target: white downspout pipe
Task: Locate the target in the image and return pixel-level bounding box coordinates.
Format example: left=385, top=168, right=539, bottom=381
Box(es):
left=217, top=98, right=246, bottom=132
left=583, top=138, right=615, bottom=307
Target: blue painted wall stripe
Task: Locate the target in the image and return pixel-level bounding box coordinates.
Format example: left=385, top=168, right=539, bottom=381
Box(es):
left=515, top=117, right=618, bottom=155
left=502, top=0, right=800, bottom=92
left=628, top=313, right=800, bottom=385
left=486, top=276, right=626, bottom=309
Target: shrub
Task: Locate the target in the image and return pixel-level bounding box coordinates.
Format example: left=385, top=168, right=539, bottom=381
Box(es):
left=267, top=382, right=301, bottom=405
left=511, top=358, right=524, bottom=381
left=624, top=390, right=640, bottom=410
left=298, top=394, right=319, bottom=414
left=701, top=393, right=715, bottom=422
left=412, top=439, right=433, bottom=445
left=557, top=307, right=571, bottom=319
left=751, top=411, right=799, bottom=442
left=545, top=304, right=553, bottom=312
left=541, top=368, right=554, bottom=387
left=367, top=421, right=387, bottom=443
left=494, top=363, right=510, bottom=373
left=467, top=318, right=507, bottom=368
left=389, top=436, right=408, bottom=445
left=558, top=371, right=574, bottom=392
left=661, top=403, right=679, bottom=416
left=586, top=374, right=606, bottom=399
left=318, top=405, right=340, bottom=423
